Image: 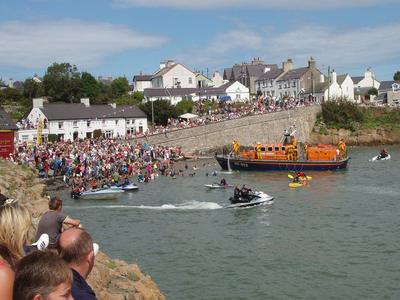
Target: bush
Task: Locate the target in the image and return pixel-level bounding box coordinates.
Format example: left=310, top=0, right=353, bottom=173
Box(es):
left=47, top=134, right=58, bottom=143
left=93, top=129, right=102, bottom=139
left=321, top=100, right=364, bottom=131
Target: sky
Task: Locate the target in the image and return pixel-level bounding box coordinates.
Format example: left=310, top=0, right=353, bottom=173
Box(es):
left=0, top=0, right=399, bottom=82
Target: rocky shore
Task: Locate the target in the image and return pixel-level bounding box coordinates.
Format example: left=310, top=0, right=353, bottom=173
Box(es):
left=0, top=159, right=166, bottom=300
left=308, top=128, right=400, bottom=146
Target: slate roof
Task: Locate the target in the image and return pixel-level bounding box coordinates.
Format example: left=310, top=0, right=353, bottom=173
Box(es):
left=223, top=68, right=233, bottom=80
left=379, top=80, right=396, bottom=91
left=144, top=88, right=198, bottom=98
left=0, top=108, right=18, bottom=130
left=337, top=74, right=348, bottom=85
left=255, top=68, right=285, bottom=81
left=39, top=103, right=147, bottom=121
left=277, top=67, right=309, bottom=81
left=351, top=76, right=364, bottom=84
left=152, top=64, right=178, bottom=78
left=314, top=82, right=330, bottom=93
left=133, top=75, right=152, bottom=82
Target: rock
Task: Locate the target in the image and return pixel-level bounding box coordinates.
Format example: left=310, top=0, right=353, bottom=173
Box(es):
left=0, top=159, right=166, bottom=300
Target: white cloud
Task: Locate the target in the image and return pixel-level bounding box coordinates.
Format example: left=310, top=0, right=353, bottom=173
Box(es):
left=178, top=24, right=400, bottom=73
left=0, top=20, right=167, bottom=68
left=113, top=0, right=396, bottom=9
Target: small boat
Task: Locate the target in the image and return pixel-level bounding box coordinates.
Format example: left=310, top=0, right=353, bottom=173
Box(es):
left=227, top=191, right=274, bottom=208
left=78, top=188, right=124, bottom=200
left=204, top=184, right=233, bottom=189
left=370, top=154, right=391, bottom=161
left=110, top=183, right=139, bottom=191
left=289, top=182, right=305, bottom=188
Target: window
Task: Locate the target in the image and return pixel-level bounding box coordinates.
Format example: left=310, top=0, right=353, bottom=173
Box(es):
left=73, top=121, right=78, bottom=128
left=278, top=84, right=282, bottom=89
left=261, top=147, right=266, bottom=151
left=282, top=146, right=286, bottom=151
left=189, top=77, right=193, bottom=84
left=102, top=120, right=106, bottom=126
left=115, top=120, right=118, bottom=125
left=268, top=147, right=273, bottom=151
left=103, top=130, right=113, bottom=138
left=292, top=81, right=296, bottom=87
left=274, top=146, right=279, bottom=151
left=58, top=122, right=63, bottom=129
left=87, top=120, right=91, bottom=127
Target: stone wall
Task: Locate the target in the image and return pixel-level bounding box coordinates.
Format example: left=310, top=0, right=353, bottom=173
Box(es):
left=133, top=106, right=321, bottom=153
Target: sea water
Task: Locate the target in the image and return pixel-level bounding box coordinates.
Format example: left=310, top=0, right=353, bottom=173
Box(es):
left=63, top=146, right=400, bottom=300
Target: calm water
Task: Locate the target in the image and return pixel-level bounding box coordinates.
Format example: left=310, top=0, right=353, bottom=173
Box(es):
left=63, top=146, right=400, bottom=300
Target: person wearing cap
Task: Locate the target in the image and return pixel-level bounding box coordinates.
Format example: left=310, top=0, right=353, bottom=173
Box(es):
left=59, top=228, right=98, bottom=300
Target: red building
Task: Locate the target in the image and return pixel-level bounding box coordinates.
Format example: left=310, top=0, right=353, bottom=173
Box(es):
left=0, top=108, right=18, bottom=158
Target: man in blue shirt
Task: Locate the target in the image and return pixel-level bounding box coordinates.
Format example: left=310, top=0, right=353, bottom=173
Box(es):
left=59, top=228, right=97, bottom=300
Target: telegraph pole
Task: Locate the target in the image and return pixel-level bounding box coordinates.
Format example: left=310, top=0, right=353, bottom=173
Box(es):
left=327, top=66, right=331, bottom=102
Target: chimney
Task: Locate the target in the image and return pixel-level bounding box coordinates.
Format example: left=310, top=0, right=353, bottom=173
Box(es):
left=160, top=61, right=166, bottom=70
left=282, top=58, right=294, bottom=72
left=320, top=74, right=325, bottom=83
left=8, top=78, right=14, bottom=88
left=308, top=57, right=316, bottom=69
left=33, top=98, right=44, bottom=108
left=109, top=103, right=116, bottom=109
left=331, top=70, right=337, bottom=83
left=166, top=60, right=175, bottom=67
left=80, top=98, right=90, bottom=107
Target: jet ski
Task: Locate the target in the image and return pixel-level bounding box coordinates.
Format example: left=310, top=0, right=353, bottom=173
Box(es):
left=227, top=191, right=274, bottom=208
left=110, top=182, right=139, bottom=191
left=370, top=154, right=391, bottom=161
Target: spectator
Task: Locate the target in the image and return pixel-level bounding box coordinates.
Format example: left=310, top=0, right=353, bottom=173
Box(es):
left=59, top=228, right=97, bottom=300
left=13, top=251, right=73, bottom=300
left=36, top=197, right=80, bottom=250
left=0, top=198, right=33, bottom=300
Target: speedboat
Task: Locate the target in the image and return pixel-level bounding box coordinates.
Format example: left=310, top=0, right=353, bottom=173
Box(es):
left=110, top=182, right=139, bottom=191
left=204, top=184, right=233, bottom=189
left=370, top=154, right=391, bottom=161
left=227, top=191, right=274, bottom=208
left=78, top=188, right=124, bottom=200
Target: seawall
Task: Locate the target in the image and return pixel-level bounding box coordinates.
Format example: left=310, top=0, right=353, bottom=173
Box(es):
left=133, top=106, right=321, bottom=153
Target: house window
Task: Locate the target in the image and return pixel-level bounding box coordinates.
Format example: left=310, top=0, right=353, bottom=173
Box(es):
left=58, top=122, right=63, bottom=129
left=103, top=130, right=113, bottom=138
left=292, top=81, right=296, bottom=87
left=73, top=121, right=78, bottom=128
left=189, top=77, right=193, bottom=85
left=87, top=120, right=91, bottom=127
left=278, top=84, right=282, bottom=89
left=115, top=120, right=118, bottom=125
left=102, top=120, right=106, bottom=126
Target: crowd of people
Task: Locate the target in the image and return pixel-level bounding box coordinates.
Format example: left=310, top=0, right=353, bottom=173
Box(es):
left=9, top=139, right=185, bottom=193
left=0, top=192, right=97, bottom=300
left=141, top=96, right=320, bottom=137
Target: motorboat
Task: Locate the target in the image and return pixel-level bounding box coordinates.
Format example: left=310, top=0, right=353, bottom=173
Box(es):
left=370, top=154, right=391, bottom=161
left=76, top=188, right=124, bottom=200
left=227, top=191, right=274, bottom=208
left=204, top=184, right=233, bottom=189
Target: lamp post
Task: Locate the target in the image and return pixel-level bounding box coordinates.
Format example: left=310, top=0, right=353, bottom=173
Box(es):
left=151, top=99, right=154, bottom=128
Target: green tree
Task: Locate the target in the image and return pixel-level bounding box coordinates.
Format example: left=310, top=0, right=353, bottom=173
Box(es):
left=23, top=78, right=44, bottom=99
left=367, top=87, right=378, bottom=96
left=394, top=71, right=400, bottom=82
left=0, top=87, right=24, bottom=103
left=175, top=98, right=193, bottom=115
left=111, top=77, right=129, bottom=98
left=43, top=62, right=81, bottom=102
left=114, top=92, right=144, bottom=106
left=79, top=72, right=100, bottom=99
left=139, top=100, right=178, bottom=125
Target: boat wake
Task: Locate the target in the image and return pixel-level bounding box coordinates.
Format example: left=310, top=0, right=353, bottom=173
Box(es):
left=65, top=201, right=223, bottom=211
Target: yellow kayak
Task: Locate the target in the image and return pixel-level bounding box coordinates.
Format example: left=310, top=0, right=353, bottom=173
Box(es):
left=289, top=182, right=304, bottom=188
left=288, top=174, right=312, bottom=180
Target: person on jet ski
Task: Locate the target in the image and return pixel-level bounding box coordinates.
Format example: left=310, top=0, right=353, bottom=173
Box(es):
left=220, top=178, right=227, bottom=186
left=379, top=148, right=388, bottom=159
left=234, top=185, right=241, bottom=198
left=240, top=184, right=252, bottom=200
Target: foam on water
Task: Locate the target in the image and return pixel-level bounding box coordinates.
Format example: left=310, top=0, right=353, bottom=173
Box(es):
left=65, top=200, right=223, bottom=211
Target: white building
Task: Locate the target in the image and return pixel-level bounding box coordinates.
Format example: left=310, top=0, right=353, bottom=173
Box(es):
left=336, top=74, right=355, bottom=101
left=19, top=98, right=148, bottom=142
left=211, top=71, right=225, bottom=87
left=132, top=75, right=152, bottom=92
left=151, top=60, right=196, bottom=89
left=352, top=69, right=380, bottom=103
left=144, top=81, right=249, bottom=104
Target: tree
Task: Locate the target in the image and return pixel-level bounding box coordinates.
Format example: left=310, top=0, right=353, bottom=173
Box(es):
left=23, top=78, right=44, bottom=99
left=394, top=71, right=400, bottom=82
left=43, top=63, right=81, bottom=102
left=110, top=77, right=129, bottom=98
left=175, top=98, right=193, bottom=115
left=79, top=72, right=100, bottom=100
left=114, top=92, right=144, bottom=106
left=139, top=100, right=178, bottom=125
left=367, top=87, right=378, bottom=96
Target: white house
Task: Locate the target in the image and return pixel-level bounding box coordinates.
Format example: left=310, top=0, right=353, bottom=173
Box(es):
left=132, top=74, right=152, bottom=92
left=151, top=60, right=196, bottom=89
left=143, top=81, right=249, bottom=104
left=337, top=74, right=355, bottom=101
left=19, top=98, right=148, bottom=142
left=211, top=71, right=225, bottom=87
left=352, top=69, right=380, bottom=103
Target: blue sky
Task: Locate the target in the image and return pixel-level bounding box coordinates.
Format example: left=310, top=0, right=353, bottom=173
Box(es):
left=0, top=0, right=399, bottom=82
